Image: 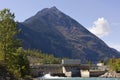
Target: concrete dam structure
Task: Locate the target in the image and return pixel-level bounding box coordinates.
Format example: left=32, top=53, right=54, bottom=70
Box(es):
left=30, top=59, right=106, bottom=77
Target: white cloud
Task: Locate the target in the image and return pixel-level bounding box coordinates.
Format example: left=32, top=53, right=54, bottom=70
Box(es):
left=108, top=44, right=120, bottom=51
left=88, top=17, right=110, bottom=37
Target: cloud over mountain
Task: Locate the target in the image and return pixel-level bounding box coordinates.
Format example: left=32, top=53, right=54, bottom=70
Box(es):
left=88, top=17, right=110, bottom=37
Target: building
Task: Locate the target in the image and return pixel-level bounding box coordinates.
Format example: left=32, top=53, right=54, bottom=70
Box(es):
left=62, top=59, right=81, bottom=65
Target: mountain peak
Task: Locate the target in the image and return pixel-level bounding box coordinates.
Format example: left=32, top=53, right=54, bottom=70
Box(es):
left=24, top=6, right=64, bottom=23
left=50, top=6, right=58, bottom=10
left=20, top=7, right=120, bottom=62
left=36, top=6, right=60, bottom=15
left=25, top=6, right=82, bottom=28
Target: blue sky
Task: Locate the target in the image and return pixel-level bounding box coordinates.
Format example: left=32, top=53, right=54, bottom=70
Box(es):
left=0, top=0, right=120, bottom=51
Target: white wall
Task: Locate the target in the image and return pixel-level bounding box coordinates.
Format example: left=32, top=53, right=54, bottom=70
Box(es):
left=80, top=70, right=90, bottom=77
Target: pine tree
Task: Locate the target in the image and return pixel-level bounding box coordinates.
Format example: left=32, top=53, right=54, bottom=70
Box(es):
left=0, top=9, right=20, bottom=62
left=0, top=9, right=25, bottom=78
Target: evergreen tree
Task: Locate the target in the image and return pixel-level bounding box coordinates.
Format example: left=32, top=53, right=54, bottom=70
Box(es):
left=16, top=47, right=30, bottom=77
left=0, top=9, right=20, bottom=62
left=0, top=9, right=30, bottom=79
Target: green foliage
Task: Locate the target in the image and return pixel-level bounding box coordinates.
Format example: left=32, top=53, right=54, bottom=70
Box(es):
left=0, top=9, right=20, bottom=61
left=107, top=58, right=120, bottom=72
left=0, top=8, right=19, bottom=78
left=0, top=9, right=29, bottom=79
left=16, top=47, right=30, bottom=77
left=25, top=49, right=61, bottom=64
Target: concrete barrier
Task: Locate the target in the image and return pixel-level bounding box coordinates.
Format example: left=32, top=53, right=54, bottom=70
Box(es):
left=62, top=66, right=72, bottom=77
left=80, top=70, right=90, bottom=77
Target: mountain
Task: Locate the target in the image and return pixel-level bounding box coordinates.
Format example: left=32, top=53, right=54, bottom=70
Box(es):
left=17, top=7, right=120, bottom=62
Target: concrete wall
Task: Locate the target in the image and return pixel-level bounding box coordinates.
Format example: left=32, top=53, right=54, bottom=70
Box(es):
left=62, top=59, right=81, bottom=65
left=62, top=66, right=72, bottom=77
left=30, top=64, right=96, bottom=77
left=30, top=64, right=62, bottom=77
left=80, top=70, right=90, bottom=77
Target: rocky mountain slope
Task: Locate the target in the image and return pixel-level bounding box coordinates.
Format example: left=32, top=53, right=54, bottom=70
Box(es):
left=17, top=7, right=120, bottom=62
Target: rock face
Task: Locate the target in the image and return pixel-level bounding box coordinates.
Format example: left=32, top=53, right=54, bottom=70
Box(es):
left=17, top=7, right=120, bottom=62
left=100, top=71, right=120, bottom=78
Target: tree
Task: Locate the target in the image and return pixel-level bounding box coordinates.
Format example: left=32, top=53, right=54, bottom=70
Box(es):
left=0, top=9, right=20, bottom=62
left=0, top=9, right=22, bottom=78
left=107, top=58, right=120, bottom=72
left=0, top=9, right=30, bottom=79
left=25, top=49, right=61, bottom=64
left=16, top=47, right=30, bottom=77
